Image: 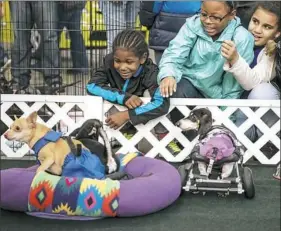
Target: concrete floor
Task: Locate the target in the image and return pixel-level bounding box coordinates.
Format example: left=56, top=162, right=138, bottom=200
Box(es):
left=1, top=160, right=280, bottom=231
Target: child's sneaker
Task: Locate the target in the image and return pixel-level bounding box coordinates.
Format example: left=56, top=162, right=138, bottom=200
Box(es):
left=167, top=140, right=182, bottom=155
left=9, top=78, right=30, bottom=94
left=156, top=133, right=182, bottom=155
left=123, top=133, right=134, bottom=140
left=44, top=76, right=63, bottom=95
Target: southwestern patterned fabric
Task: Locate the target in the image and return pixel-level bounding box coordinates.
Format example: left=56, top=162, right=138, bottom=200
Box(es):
left=28, top=152, right=141, bottom=217
left=118, top=152, right=143, bottom=171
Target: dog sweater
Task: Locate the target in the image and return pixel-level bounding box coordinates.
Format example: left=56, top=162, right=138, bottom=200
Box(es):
left=32, top=131, right=105, bottom=179
left=198, top=125, right=242, bottom=160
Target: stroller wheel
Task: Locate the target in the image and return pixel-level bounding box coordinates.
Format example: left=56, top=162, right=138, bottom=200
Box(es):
left=178, top=163, right=191, bottom=187
left=178, top=165, right=188, bottom=187
left=242, top=167, right=255, bottom=199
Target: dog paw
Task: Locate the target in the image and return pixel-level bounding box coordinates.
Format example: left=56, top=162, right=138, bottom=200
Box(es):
left=107, top=157, right=117, bottom=174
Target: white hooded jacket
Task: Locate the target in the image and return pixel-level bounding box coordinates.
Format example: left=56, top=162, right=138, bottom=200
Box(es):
left=223, top=47, right=276, bottom=91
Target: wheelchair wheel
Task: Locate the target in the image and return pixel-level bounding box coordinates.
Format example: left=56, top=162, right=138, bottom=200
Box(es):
left=242, top=167, right=255, bottom=199
left=178, top=163, right=192, bottom=187
left=178, top=165, right=189, bottom=187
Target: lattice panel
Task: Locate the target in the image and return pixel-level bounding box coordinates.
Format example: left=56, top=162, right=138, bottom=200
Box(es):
left=0, top=95, right=103, bottom=158
left=1, top=95, right=280, bottom=165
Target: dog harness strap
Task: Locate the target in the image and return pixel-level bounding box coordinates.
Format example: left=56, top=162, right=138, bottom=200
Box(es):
left=211, top=125, right=237, bottom=139
left=63, top=136, right=82, bottom=157
left=200, top=125, right=237, bottom=143
left=32, top=131, right=62, bottom=158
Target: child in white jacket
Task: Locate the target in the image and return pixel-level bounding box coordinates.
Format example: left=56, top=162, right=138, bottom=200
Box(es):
left=221, top=1, right=280, bottom=142
left=222, top=1, right=280, bottom=100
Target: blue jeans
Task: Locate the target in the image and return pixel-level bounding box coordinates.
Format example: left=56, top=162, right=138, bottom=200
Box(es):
left=172, top=78, right=204, bottom=99
left=99, top=1, right=140, bottom=53
left=9, top=1, right=60, bottom=86
left=155, top=78, right=204, bottom=134
left=154, top=50, right=164, bottom=65
left=170, top=78, right=204, bottom=124
left=58, top=2, right=88, bottom=73
left=235, top=82, right=280, bottom=141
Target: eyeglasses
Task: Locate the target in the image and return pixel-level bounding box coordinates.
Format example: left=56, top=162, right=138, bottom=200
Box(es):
left=199, top=12, right=230, bottom=23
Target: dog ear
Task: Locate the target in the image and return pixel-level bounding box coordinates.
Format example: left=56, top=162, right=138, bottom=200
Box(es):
left=198, top=114, right=212, bottom=135
left=13, top=115, right=19, bottom=120
left=26, top=111, right=38, bottom=125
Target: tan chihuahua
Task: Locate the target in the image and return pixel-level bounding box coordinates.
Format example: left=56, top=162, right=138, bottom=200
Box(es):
left=4, top=111, right=117, bottom=175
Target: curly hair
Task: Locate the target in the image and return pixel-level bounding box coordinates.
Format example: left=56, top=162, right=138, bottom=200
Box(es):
left=254, top=1, right=281, bottom=30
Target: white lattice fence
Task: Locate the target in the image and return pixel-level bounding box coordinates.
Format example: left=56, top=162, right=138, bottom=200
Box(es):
left=103, top=98, right=280, bottom=165
left=1, top=94, right=280, bottom=165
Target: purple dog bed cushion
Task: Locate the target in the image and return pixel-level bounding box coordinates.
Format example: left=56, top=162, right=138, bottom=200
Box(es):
left=0, top=155, right=181, bottom=220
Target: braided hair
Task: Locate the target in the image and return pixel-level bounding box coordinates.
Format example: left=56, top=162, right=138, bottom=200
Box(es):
left=112, top=29, right=149, bottom=59
left=225, top=1, right=236, bottom=11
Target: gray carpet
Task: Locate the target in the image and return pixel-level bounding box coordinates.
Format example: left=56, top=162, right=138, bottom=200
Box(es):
left=1, top=160, right=280, bottom=231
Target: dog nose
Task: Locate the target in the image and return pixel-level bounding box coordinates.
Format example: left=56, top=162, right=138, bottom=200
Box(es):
left=175, top=121, right=180, bottom=127
left=3, top=133, right=7, bottom=139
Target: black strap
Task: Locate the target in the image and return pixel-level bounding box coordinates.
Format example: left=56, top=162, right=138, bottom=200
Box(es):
left=76, top=143, right=82, bottom=157
left=63, top=136, right=82, bottom=157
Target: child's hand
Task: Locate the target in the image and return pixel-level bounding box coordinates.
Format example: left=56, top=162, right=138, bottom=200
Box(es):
left=160, top=76, right=176, bottom=97
left=265, top=40, right=276, bottom=57
left=221, top=40, right=239, bottom=65
left=105, top=111, right=130, bottom=130
left=125, top=95, right=143, bottom=109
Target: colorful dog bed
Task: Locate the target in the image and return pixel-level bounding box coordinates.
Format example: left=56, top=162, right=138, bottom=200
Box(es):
left=0, top=153, right=181, bottom=220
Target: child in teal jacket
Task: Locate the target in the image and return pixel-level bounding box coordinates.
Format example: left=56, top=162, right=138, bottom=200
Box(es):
left=156, top=1, right=255, bottom=154
left=158, top=1, right=254, bottom=100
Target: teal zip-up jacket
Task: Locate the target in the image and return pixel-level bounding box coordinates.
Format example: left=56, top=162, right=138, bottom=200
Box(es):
left=158, top=15, right=255, bottom=99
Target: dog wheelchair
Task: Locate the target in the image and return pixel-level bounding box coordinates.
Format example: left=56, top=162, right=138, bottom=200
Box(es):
left=178, top=137, right=255, bottom=199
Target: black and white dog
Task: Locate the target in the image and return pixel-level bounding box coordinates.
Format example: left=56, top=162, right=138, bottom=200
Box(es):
left=69, top=119, right=117, bottom=173
left=176, top=108, right=243, bottom=179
